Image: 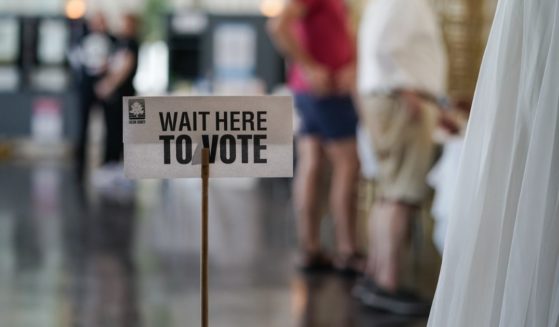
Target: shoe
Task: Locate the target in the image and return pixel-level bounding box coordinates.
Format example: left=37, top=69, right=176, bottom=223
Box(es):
left=92, top=163, right=135, bottom=202
left=353, top=278, right=431, bottom=316
left=298, top=251, right=334, bottom=274
left=334, top=251, right=366, bottom=278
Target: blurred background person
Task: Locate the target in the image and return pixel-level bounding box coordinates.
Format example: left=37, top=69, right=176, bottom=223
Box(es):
left=268, top=0, right=362, bottom=275
left=353, top=0, right=447, bottom=315
left=95, top=14, right=140, bottom=166
left=91, top=14, right=140, bottom=193
left=70, top=12, right=115, bottom=183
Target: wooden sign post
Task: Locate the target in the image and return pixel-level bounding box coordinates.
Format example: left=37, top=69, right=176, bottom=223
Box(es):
left=123, top=96, right=293, bottom=326
left=201, top=148, right=209, bottom=327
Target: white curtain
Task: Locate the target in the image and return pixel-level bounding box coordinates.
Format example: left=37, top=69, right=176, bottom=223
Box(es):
left=427, top=138, right=464, bottom=253
left=428, top=0, right=559, bottom=325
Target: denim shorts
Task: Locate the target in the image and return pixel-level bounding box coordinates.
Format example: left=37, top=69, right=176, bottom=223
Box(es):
left=294, top=93, right=358, bottom=140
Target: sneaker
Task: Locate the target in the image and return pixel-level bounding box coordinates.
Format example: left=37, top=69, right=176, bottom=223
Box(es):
left=92, top=163, right=135, bottom=202
left=353, top=278, right=431, bottom=316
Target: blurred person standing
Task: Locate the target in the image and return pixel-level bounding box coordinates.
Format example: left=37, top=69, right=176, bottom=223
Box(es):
left=95, top=14, right=140, bottom=165
left=72, top=12, right=116, bottom=182
left=269, top=0, right=363, bottom=274
left=353, top=0, right=447, bottom=315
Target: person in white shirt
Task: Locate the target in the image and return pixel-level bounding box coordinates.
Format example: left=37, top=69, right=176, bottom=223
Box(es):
left=353, top=0, right=447, bottom=315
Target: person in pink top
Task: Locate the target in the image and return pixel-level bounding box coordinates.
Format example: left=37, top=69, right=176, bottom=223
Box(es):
left=269, top=0, right=363, bottom=276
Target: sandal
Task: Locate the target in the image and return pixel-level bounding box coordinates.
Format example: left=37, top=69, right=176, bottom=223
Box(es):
left=335, top=251, right=366, bottom=278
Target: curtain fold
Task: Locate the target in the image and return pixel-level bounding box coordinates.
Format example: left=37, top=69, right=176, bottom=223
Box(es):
left=428, top=0, right=559, bottom=326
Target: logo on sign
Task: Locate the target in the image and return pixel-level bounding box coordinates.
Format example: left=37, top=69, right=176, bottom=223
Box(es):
left=129, top=99, right=146, bottom=124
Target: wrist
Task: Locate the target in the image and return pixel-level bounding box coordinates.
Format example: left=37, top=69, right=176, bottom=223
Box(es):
left=301, top=59, right=320, bottom=71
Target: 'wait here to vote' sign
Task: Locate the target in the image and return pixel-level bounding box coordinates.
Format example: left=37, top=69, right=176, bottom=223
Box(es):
left=123, top=96, right=293, bottom=178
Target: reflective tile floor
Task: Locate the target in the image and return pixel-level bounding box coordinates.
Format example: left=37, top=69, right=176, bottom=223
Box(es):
left=0, top=160, right=439, bottom=327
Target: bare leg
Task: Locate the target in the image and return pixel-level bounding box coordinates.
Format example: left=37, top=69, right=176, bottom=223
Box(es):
left=369, top=200, right=415, bottom=292
left=324, top=138, right=360, bottom=256
left=366, top=201, right=385, bottom=278
left=294, top=136, right=324, bottom=254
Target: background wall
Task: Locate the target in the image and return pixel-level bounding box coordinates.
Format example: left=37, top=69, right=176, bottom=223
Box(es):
left=0, top=0, right=499, bottom=104
left=0, top=0, right=65, bottom=14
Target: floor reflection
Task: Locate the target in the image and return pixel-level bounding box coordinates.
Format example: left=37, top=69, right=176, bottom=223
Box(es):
left=67, top=194, right=139, bottom=327
left=293, top=274, right=426, bottom=327
left=0, top=161, right=435, bottom=327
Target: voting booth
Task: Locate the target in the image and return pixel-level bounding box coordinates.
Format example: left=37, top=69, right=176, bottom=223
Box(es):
left=167, top=13, right=285, bottom=94
left=0, top=15, right=81, bottom=141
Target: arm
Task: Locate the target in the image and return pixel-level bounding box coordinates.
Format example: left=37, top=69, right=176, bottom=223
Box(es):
left=95, top=49, right=136, bottom=100
left=268, top=0, right=314, bottom=68
left=374, top=2, right=425, bottom=118
left=400, top=90, right=424, bottom=120
left=267, top=0, right=330, bottom=95
left=334, top=10, right=357, bottom=95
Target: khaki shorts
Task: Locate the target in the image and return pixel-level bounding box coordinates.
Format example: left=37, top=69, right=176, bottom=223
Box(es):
left=360, top=95, right=438, bottom=205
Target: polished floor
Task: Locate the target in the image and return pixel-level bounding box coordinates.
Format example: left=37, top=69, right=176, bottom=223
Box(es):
left=0, top=159, right=439, bottom=327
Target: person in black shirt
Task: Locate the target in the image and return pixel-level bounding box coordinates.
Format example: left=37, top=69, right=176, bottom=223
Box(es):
left=73, top=12, right=116, bottom=181
left=95, top=14, right=140, bottom=164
